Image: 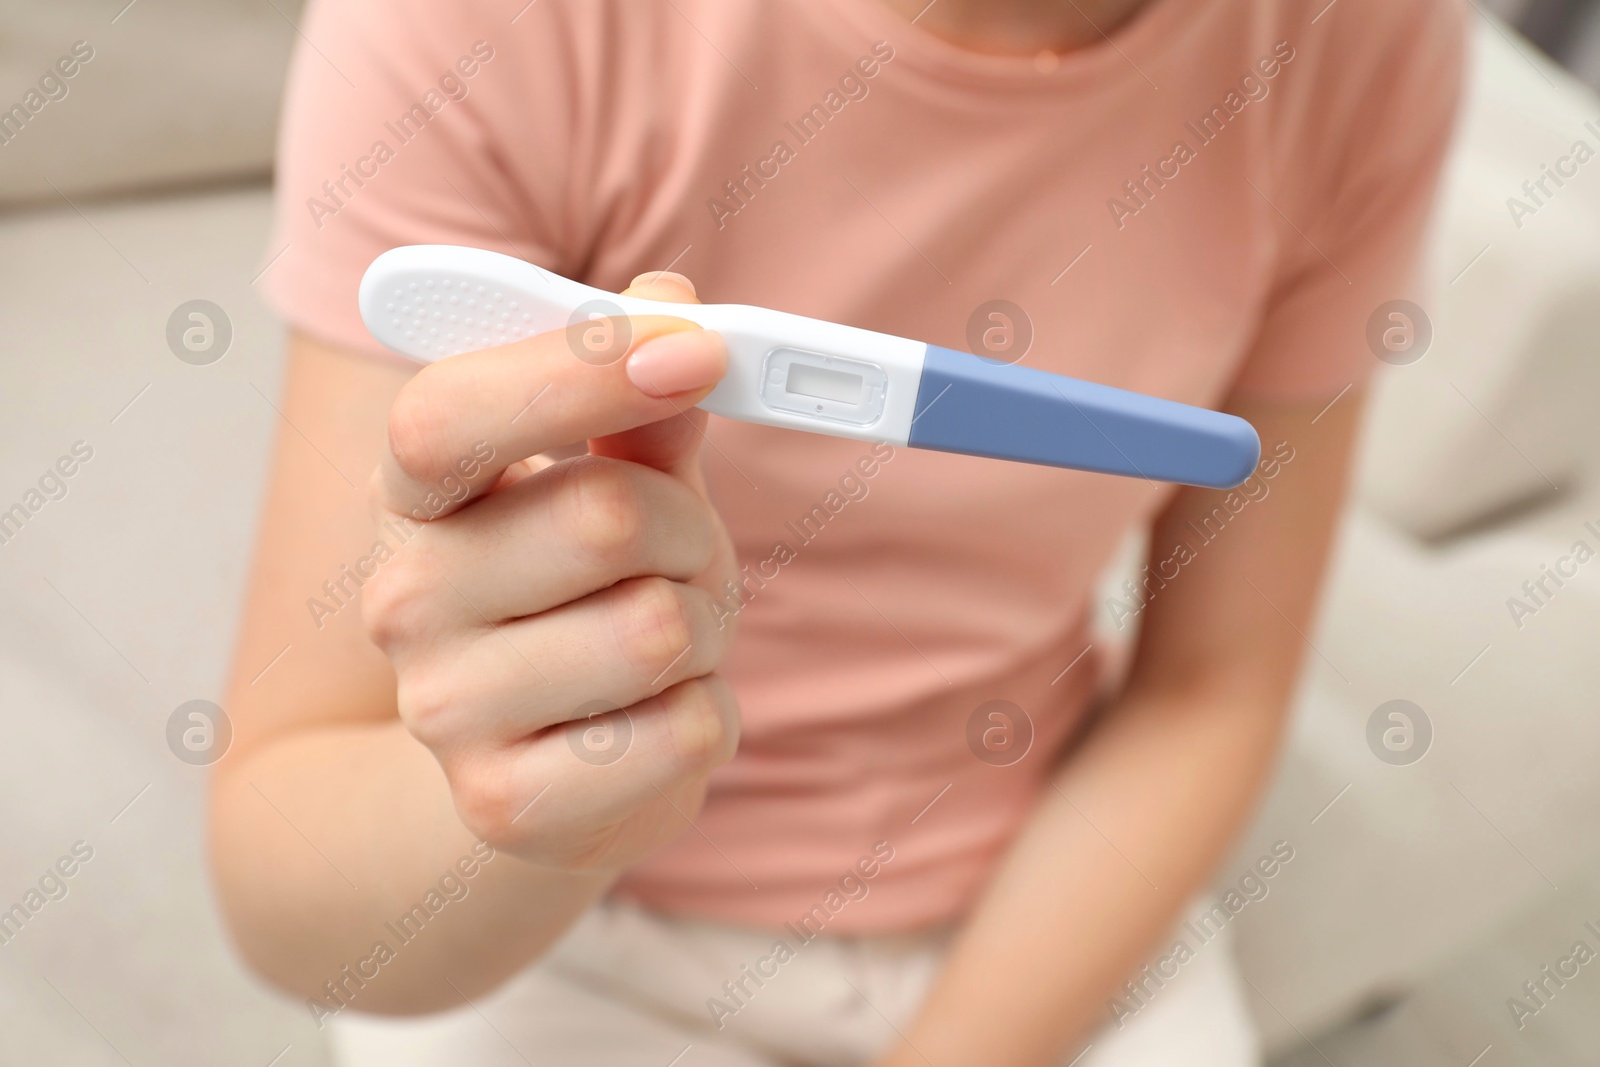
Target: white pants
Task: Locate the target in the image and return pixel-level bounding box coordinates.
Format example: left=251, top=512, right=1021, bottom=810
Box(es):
left=330, top=898, right=1259, bottom=1066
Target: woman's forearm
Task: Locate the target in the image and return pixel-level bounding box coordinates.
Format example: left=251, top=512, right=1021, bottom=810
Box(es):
left=880, top=394, right=1357, bottom=1066
left=209, top=720, right=613, bottom=1016
left=881, top=676, right=1286, bottom=1066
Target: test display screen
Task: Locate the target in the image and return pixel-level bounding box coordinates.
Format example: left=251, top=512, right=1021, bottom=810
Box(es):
left=786, top=362, right=865, bottom=404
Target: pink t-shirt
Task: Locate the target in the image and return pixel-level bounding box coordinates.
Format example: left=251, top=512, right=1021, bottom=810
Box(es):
left=265, top=0, right=1463, bottom=932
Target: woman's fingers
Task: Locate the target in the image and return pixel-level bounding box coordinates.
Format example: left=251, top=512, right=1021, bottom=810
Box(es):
left=445, top=675, right=741, bottom=870
left=377, top=310, right=726, bottom=521
left=588, top=271, right=718, bottom=488
left=377, top=455, right=719, bottom=627
left=363, top=266, right=744, bottom=873
left=392, top=574, right=734, bottom=753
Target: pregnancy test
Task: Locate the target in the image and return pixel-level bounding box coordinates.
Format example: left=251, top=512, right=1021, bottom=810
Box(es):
left=360, top=245, right=1260, bottom=489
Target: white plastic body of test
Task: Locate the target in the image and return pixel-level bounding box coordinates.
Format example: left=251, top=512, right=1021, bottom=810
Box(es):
left=360, top=245, right=926, bottom=447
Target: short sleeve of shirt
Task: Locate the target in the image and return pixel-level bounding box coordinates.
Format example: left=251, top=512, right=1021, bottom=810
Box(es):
left=260, top=0, right=577, bottom=359
left=1230, top=0, right=1468, bottom=401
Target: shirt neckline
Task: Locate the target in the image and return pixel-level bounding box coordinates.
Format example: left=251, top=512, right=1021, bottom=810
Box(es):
left=803, top=0, right=1196, bottom=93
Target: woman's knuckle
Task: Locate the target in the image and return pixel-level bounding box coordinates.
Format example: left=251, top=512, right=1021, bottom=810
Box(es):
left=450, top=767, right=520, bottom=846
left=667, top=677, right=736, bottom=767
left=359, top=556, right=425, bottom=649
left=563, top=459, right=647, bottom=567
left=393, top=668, right=458, bottom=749
left=616, top=577, right=693, bottom=676
left=386, top=373, right=454, bottom=486
left=359, top=573, right=404, bottom=648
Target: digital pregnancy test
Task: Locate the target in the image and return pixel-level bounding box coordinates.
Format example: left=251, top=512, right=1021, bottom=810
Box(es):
left=360, top=245, right=1260, bottom=489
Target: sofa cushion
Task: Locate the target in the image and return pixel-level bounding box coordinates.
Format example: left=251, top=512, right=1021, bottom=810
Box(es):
left=0, top=0, right=299, bottom=205
left=1355, top=25, right=1600, bottom=541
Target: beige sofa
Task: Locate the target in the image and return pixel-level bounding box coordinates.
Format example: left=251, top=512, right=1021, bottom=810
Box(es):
left=1226, top=26, right=1600, bottom=1047
left=2, top=3, right=1596, bottom=1062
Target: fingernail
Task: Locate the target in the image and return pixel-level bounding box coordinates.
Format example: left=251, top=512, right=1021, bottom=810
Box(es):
left=630, top=271, right=697, bottom=296
left=626, top=330, right=726, bottom=397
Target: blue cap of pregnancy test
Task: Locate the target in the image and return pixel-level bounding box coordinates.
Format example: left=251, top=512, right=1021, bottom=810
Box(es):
left=908, top=346, right=1261, bottom=489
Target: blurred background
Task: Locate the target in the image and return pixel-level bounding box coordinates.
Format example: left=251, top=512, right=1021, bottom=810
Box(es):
left=2, top=1, right=1599, bottom=1064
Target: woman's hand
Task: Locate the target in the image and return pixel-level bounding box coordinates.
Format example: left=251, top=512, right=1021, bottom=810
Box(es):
left=363, top=272, right=742, bottom=873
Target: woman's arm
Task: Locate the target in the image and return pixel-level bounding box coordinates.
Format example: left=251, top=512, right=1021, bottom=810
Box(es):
left=878, top=388, right=1365, bottom=1066
left=208, top=333, right=614, bottom=1014
left=211, top=268, right=739, bottom=1017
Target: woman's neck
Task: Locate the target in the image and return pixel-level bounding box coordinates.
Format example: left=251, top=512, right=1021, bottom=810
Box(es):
left=873, top=0, right=1152, bottom=57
